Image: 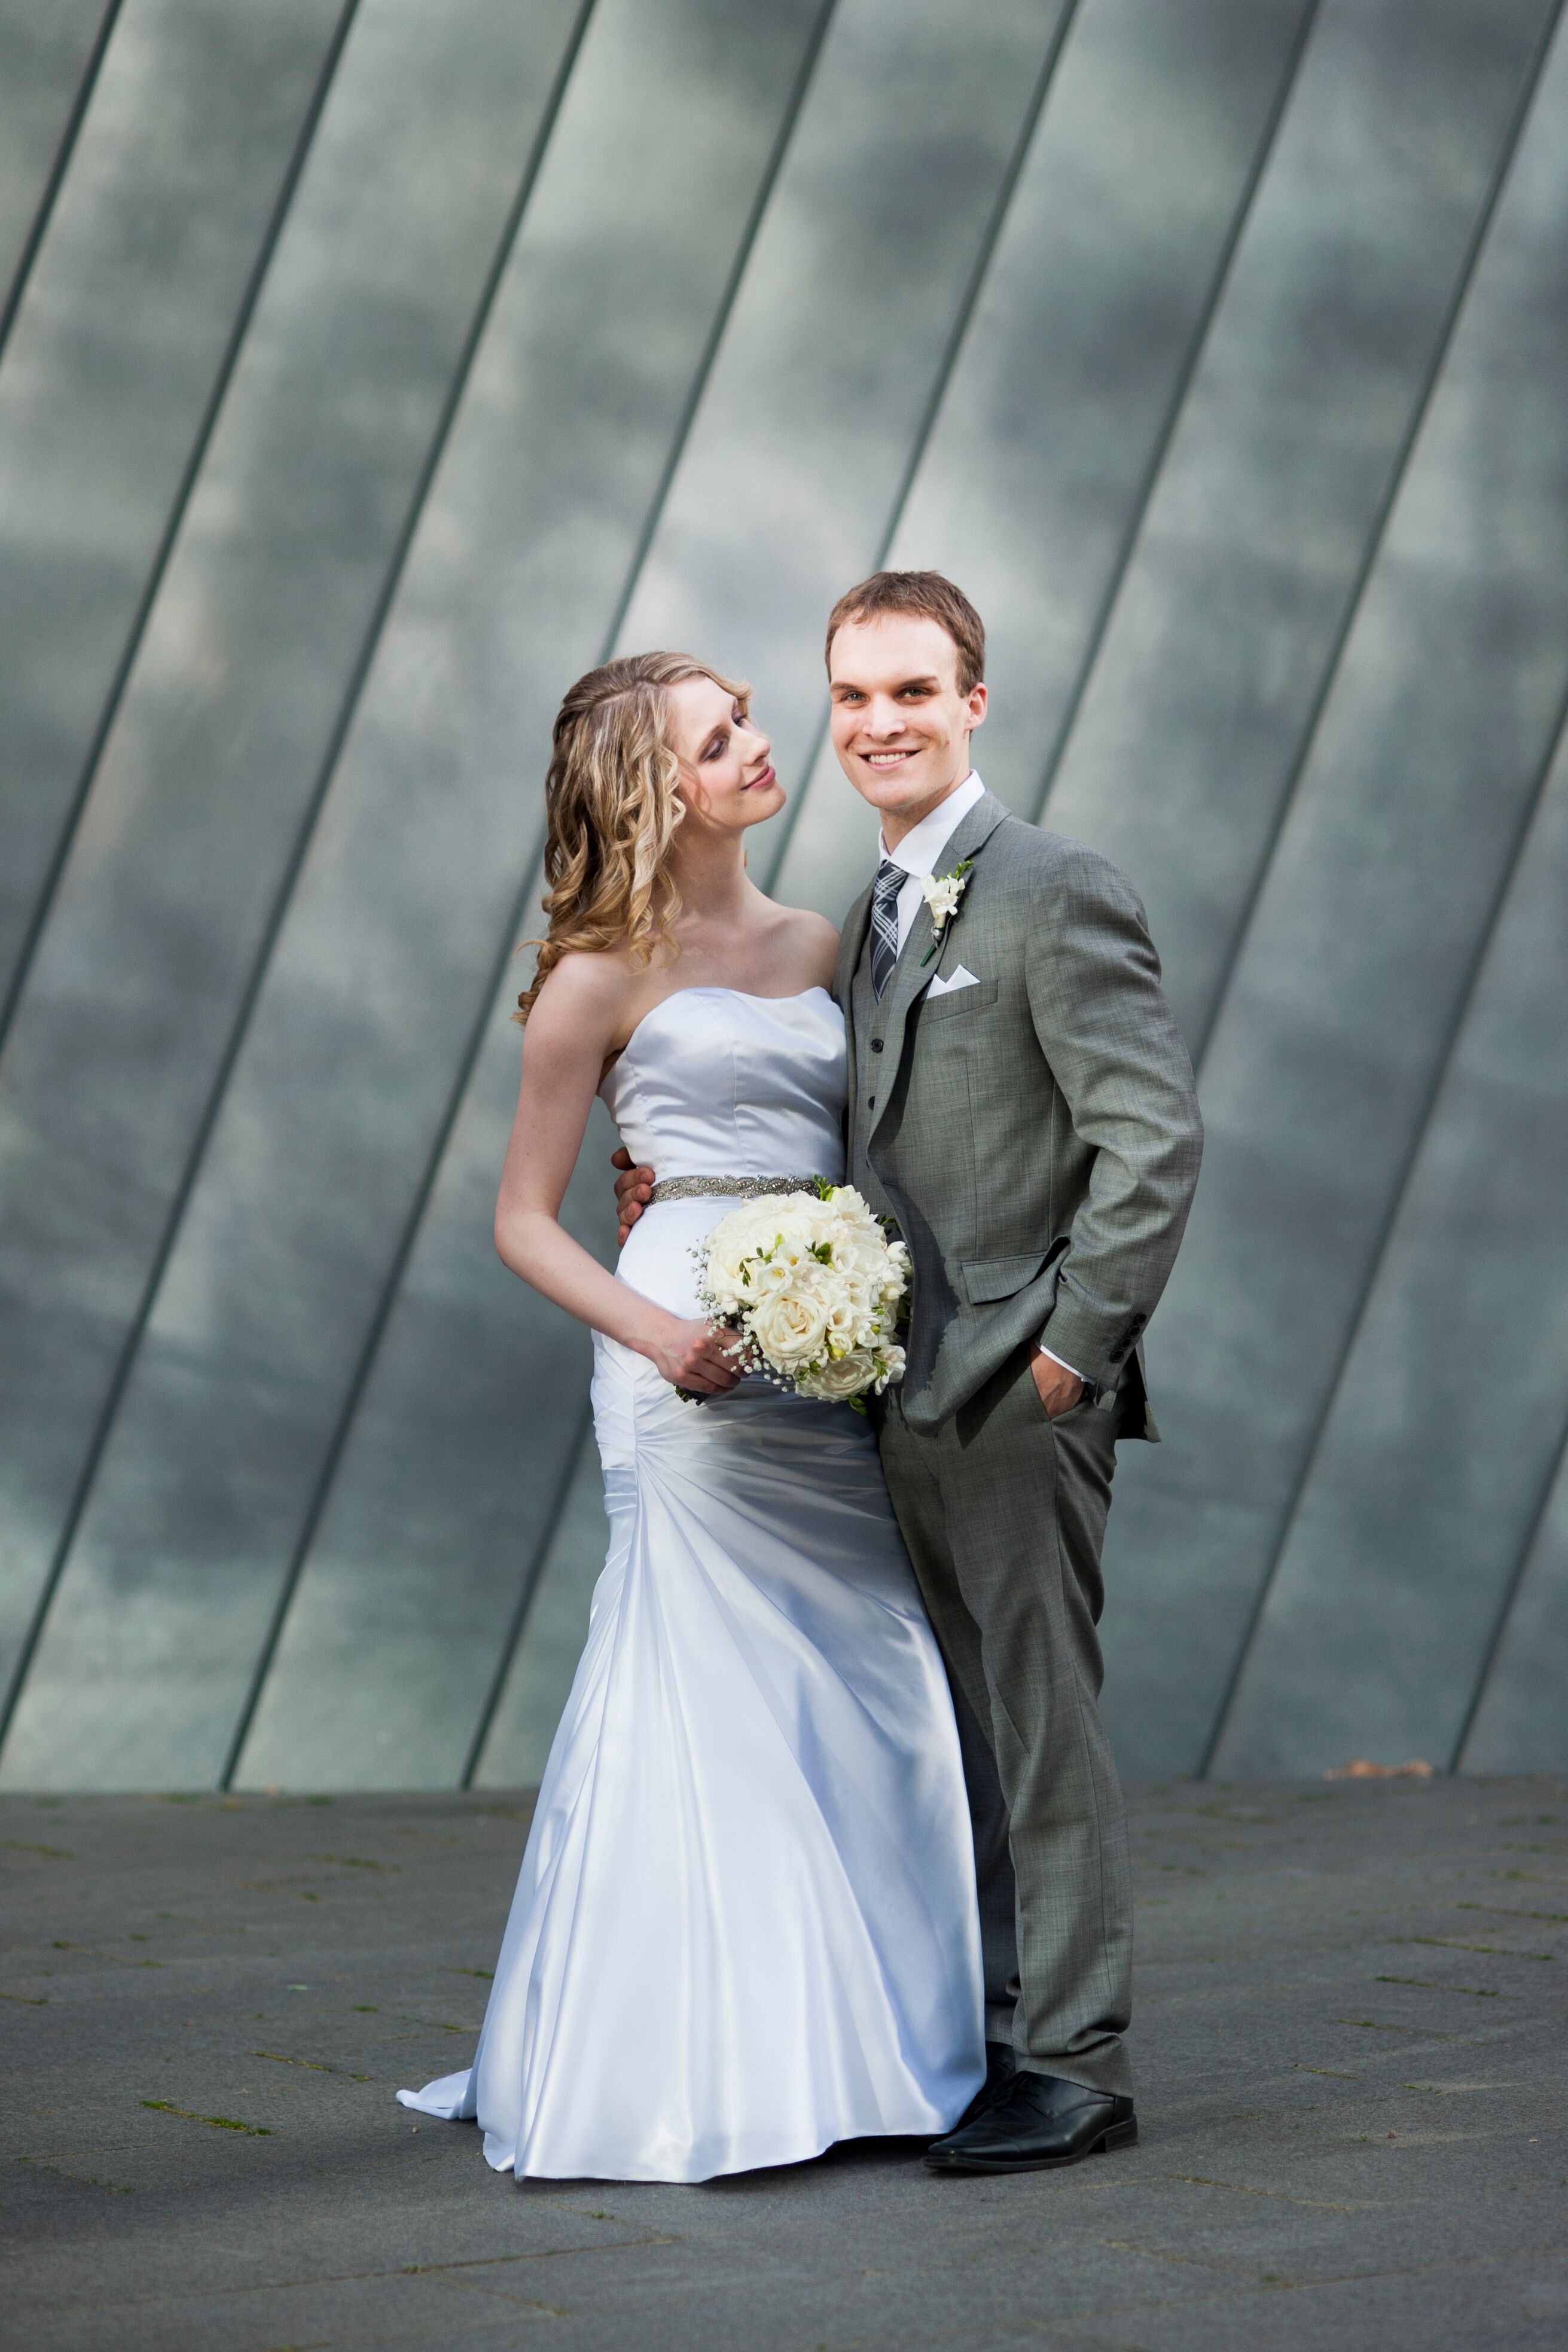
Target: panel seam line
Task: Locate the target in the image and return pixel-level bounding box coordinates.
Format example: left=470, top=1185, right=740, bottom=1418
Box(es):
left=366, top=0, right=844, bottom=1780
left=598, top=0, right=838, bottom=658
left=1194, top=0, right=1568, bottom=1775
left=1200, top=675, right=1568, bottom=1778
left=460, top=1414, right=597, bottom=1790
left=217, top=0, right=601, bottom=1789
left=0, top=0, right=127, bottom=374
left=1453, top=1406, right=1568, bottom=1771
left=1030, top=0, right=1326, bottom=831
left=763, top=0, right=1084, bottom=888
left=0, top=0, right=364, bottom=1076
left=0, top=0, right=365, bottom=1762
left=1185, top=0, right=1567, bottom=1076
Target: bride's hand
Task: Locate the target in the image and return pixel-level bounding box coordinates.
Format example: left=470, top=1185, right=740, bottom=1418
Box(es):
left=645, top=1315, right=745, bottom=1395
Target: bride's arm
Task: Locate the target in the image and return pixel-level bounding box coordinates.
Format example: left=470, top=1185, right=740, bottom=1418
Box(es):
left=494, top=961, right=743, bottom=1395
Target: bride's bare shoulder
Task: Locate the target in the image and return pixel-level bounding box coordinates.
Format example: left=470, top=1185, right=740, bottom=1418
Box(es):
left=768, top=902, right=839, bottom=984
left=528, top=947, right=642, bottom=1041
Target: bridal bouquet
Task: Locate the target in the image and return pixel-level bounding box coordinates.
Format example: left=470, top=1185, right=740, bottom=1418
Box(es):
left=687, top=1184, right=908, bottom=1408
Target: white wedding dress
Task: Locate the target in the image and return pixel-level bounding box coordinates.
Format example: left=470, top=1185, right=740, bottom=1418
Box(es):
left=399, top=986, right=984, bottom=2182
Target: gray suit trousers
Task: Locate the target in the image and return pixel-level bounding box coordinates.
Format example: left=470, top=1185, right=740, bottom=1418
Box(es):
left=877, top=1348, right=1134, bottom=2099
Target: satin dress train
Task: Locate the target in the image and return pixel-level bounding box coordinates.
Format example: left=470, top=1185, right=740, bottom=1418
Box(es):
left=399, top=987, right=984, bottom=2182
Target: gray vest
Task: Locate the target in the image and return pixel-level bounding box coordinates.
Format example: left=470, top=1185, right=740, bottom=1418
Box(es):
left=847, top=933, right=896, bottom=1221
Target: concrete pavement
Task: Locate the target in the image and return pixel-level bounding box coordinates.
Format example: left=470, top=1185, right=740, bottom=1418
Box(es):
left=4, top=1775, right=1565, bottom=2350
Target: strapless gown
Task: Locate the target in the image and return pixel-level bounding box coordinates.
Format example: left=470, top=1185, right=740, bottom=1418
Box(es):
left=399, top=986, right=983, bottom=2181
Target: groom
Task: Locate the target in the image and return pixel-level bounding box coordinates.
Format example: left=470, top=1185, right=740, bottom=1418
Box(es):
left=620, top=571, right=1202, bottom=2172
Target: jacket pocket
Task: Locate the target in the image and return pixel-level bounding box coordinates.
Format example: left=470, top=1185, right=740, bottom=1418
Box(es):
left=918, top=975, right=999, bottom=1023
left=961, top=1247, right=1057, bottom=1304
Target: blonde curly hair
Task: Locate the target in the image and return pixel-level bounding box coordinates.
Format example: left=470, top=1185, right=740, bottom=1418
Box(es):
left=515, top=651, right=749, bottom=1024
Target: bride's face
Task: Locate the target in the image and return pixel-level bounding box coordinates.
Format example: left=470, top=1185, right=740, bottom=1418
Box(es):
left=667, top=676, right=783, bottom=834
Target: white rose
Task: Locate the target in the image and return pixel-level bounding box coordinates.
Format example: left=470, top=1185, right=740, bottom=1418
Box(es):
left=798, top=1347, right=877, bottom=1402
left=704, top=1219, right=754, bottom=1277
left=751, top=1288, right=830, bottom=1370
left=710, top=1198, right=799, bottom=1258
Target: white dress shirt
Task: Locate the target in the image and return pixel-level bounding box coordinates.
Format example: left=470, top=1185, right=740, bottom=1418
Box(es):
left=878, top=770, right=986, bottom=951
left=875, top=771, right=1084, bottom=1388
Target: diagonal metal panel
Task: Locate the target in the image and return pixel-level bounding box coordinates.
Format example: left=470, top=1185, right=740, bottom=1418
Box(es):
left=0, top=0, right=356, bottom=1729
left=443, top=0, right=1075, bottom=1771
left=1095, top=7, right=1568, bottom=1779
left=1, top=1, right=1560, bottom=1790
left=1042, top=0, right=1558, bottom=1050
left=616, top=0, right=1073, bottom=807
left=774, top=0, right=1314, bottom=921
left=0, top=1, right=118, bottom=353
left=1459, top=1424, right=1568, bottom=1771
left=462, top=0, right=1084, bottom=1782
left=0, top=0, right=827, bottom=1794
left=469, top=1423, right=611, bottom=1790
left=236, top=0, right=1072, bottom=1792
left=0, top=0, right=593, bottom=1788
left=228, top=0, right=830, bottom=1793
left=1212, top=710, right=1568, bottom=1773
left=0, top=0, right=352, bottom=1025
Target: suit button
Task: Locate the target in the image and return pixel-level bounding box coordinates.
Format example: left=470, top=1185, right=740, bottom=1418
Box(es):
left=868, top=1096, right=875, bottom=1108
left=870, top=1039, right=884, bottom=1053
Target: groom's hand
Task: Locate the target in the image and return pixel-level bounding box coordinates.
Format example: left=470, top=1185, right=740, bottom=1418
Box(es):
left=612, top=1146, right=655, bottom=1245
left=1029, top=1342, right=1085, bottom=1420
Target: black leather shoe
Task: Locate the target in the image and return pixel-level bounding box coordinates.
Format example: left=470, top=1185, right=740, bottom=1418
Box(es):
left=923, top=2071, right=1137, bottom=2173
left=948, top=2040, right=1015, bottom=2135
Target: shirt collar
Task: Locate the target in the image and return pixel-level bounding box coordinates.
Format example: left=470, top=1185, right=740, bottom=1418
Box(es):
left=878, top=771, right=986, bottom=878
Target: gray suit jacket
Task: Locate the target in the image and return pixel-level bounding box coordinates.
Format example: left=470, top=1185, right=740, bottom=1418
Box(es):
left=834, top=789, right=1203, bottom=1437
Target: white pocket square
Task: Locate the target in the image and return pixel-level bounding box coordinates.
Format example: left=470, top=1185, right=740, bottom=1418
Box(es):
left=926, top=964, right=980, bottom=997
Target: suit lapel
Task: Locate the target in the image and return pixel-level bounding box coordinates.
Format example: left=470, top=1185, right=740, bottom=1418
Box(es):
left=836, top=880, right=873, bottom=1008
left=935, top=784, right=1011, bottom=875
left=867, top=789, right=1011, bottom=1151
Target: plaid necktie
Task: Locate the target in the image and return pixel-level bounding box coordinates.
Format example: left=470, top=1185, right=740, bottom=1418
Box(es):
left=869, top=859, right=904, bottom=1002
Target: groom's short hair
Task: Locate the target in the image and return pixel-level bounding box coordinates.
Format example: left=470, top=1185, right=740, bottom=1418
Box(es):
left=824, top=571, right=986, bottom=696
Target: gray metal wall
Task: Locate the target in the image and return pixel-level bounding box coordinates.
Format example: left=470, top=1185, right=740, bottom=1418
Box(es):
left=2, top=0, right=1565, bottom=1791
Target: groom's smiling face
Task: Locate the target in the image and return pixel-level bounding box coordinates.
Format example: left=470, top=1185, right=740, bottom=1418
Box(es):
left=827, top=612, right=987, bottom=844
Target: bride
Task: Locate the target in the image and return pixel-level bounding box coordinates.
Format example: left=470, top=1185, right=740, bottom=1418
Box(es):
left=399, top=651, right=984, bottom=2182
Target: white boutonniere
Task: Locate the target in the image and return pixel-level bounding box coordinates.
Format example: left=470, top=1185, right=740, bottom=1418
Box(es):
left=919, top=861, right=972, bottom=966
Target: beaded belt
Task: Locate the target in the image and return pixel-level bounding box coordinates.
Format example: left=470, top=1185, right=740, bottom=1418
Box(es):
left=647, top=1173, right=826, bottom=1204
